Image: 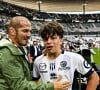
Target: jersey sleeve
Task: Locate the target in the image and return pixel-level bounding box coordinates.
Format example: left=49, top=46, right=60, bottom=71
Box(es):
left=32, top=59, right=40, bottom=80
left=74, top=53, right=94, bottom=77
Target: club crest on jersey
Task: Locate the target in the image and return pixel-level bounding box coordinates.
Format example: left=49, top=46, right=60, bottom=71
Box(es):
left=58, top=55, right=71, bottom=71
left=60, top=61, right=67, bottom=67
left=58, top=61, right=70, bottom=71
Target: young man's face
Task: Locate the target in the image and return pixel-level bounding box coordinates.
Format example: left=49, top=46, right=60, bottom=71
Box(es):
left=14, top=21, right=31, bottom=46
left=43, top=34, right=63, bottom=54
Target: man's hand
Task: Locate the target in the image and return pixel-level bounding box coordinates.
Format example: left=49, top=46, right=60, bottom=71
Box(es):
left=53, top=76, right=72, bottom=90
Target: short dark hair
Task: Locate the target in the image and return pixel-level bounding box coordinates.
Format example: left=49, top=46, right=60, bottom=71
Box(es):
left=39, top=21, right=64, bottom=40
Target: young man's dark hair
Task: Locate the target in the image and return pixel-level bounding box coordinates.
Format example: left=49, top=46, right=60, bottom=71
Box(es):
left=39, top=21, right=64, bottom=40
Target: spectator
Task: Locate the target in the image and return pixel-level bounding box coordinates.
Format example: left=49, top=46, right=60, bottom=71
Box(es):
left=30, top=41, right=42, bottom=60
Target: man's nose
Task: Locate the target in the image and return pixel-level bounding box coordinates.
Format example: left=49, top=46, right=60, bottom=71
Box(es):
left=47, top=38, right=52, bottom=43
left=27, top=32, right=31, bottom=37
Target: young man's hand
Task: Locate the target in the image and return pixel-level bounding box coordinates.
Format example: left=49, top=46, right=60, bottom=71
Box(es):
left=53, top=76, right=72, bottom=90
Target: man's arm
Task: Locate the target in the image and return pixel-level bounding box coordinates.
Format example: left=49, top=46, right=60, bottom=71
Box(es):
left=0, top=49, right=72, bottom=90
left=33, top=77, right=72, bottom=90
left=86, top=71, right=99, bottom=90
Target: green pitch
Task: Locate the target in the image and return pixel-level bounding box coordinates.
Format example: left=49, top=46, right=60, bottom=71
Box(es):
left=92, top=48, right=100, bottom=67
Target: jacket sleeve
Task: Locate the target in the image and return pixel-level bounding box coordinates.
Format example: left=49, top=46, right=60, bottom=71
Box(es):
left=0, top=49, right=54, bottom=90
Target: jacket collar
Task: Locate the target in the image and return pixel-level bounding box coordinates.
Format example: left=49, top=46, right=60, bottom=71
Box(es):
left=0, top=39, right=23, bottom=55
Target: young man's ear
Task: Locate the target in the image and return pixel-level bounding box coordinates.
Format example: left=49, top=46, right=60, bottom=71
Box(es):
left=9, top=27, right=16, bottom=36
left=60, top=39, right=63, bottom=45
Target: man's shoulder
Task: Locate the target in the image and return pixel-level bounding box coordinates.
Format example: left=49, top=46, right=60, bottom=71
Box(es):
left=63, top=51, right=82, bottom=58
left=0, top=39, right=10, bottom=46
left=35, top=54, right=45, bottom=63
left=64, top=51, right=77, bottom=55
left=0, top=39, right=21, bottom=55
left=0, top=39, right=11, bottom=51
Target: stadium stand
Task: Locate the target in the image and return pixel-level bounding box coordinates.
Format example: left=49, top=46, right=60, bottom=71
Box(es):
left=4, top=0, right=100, bottom=12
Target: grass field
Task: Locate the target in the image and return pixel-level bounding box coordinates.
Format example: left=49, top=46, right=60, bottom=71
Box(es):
left=92, top=48, right=100, bottom=67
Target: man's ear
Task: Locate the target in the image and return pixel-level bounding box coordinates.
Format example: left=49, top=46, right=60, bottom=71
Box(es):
left=9, top=27, right=16, bottom=36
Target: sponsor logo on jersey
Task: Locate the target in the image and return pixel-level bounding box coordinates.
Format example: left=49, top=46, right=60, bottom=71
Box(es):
left=39, top=63, right=47, bottom=70
left=49, top=63, right=57, bottom=79
left=83, top=60, right=91, bottom=68
left=50, top=73, right=57, bottom=79
left=40, top=71, right=48, bottom=73
left=50, top=63, right=55, bottom=71
left=39, top=63, right=48, bottom=73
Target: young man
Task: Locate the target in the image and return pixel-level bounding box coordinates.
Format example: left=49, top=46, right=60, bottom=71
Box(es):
left=0, top=16, right=70, bottom=90
left=32, top=21, right=99, bottom=90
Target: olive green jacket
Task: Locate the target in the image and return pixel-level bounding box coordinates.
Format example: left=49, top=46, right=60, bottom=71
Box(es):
left=0, top=39, right=54, bottom=90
